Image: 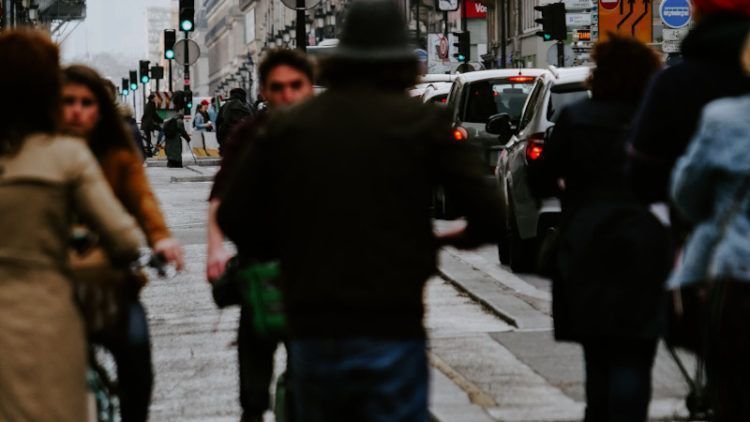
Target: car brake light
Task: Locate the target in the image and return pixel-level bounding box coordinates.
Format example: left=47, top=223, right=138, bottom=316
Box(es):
left=508, top=76, right=536, bottom=83
left=453, top=126, right=469, bottom=142
left=525, top=133, right=545, bottom=161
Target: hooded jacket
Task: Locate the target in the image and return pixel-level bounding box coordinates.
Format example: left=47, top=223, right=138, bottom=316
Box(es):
left=628, top=14, right=750, bottom=203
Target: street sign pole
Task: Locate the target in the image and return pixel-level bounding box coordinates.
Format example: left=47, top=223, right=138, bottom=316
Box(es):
left=133, top=92, right=137, bottom=118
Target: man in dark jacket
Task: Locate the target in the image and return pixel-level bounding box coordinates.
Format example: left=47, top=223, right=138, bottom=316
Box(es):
left=207, top=49, right=315, bottom=422
left=628, top=4, right=750, bottom=204
left=140, top=94, right=163, bottom=157
left=216, top=87, right=253, bottom=154
left=217, top=1, right=503, bottom=419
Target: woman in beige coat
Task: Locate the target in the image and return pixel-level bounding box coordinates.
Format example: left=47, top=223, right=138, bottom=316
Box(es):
left=0, top=30, right=142, bottom=421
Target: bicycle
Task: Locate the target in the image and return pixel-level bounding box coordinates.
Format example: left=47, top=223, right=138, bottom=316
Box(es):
left=86, top=252, right=172, bottom=422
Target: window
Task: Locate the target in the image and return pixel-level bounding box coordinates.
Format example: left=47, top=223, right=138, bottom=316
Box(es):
left=518, top=79, right=545, bottom=130
left=547, top=83, right=590, bottom=122
left=461, top=78, right=536, bottom=124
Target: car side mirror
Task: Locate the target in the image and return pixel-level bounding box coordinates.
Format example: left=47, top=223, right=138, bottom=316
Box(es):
left=486, top=113, right=512, bottom=136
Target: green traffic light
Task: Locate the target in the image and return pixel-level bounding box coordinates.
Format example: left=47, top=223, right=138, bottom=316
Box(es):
left=130, top=83, right=138, bottom=90
left=187, top=102, right=193, bottom=109
left=544, top=33, right=552, bottom=41
left=141, top=76, right=149, bottom=84
left=165, top=50, right=175, bottom=59
left=122, top=90, right=128, bottom=96
left=457, top=54, right=466, bottom=62
left=180, top=20, right=193, bottom=32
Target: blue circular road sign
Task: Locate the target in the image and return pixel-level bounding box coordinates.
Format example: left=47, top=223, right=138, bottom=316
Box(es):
left=660, top=0, right=691, bottom=29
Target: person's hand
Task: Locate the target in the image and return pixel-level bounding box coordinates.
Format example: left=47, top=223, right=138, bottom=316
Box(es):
left=435, top=224, right=483, bottom=250
left=206, top=244, right=232, bottom=283
left=153, top=237, right=185, bottom=272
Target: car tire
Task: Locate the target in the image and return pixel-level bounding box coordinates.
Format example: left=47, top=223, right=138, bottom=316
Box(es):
left=506, top=201, right=538, bottom=273
left=434, top=187, right=460, bottom=220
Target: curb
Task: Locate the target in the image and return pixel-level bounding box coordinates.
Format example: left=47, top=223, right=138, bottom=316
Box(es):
left=148, top=158, right=221, bottom=168
left=170, top=175, right=215, bottom=183
left=437, top=251, right=552, bottom=331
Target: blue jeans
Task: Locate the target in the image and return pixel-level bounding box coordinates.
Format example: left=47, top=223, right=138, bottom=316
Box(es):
left=582, top=338, right=658, bottom=422
left=290, top=338, right=428, bottom=422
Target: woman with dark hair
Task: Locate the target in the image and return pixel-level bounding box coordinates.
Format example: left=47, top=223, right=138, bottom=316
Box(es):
left=0, top=29, right=141, bottom=421
left=536, top=35, right=671, bottom=422
left=60, top=64, right=185, bottom=422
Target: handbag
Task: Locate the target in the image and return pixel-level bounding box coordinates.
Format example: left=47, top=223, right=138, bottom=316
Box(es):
left=666, top=177, right=750, bottom=353
left=69, top=229, right=143, bottom=338
left=211, top=256, right=286, bottom=337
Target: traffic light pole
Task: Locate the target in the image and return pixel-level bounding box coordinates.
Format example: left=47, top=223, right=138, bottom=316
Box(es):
left=296, top=0, right=306, bottom=52
left=557, top=41, right=564, bottom=67
left=133, top=92, right=137, bottom=118
left=183, top=30, right=190, bottom=115
left=168, top=60, right=173, bottom=92
left=142, top=85, right=147, bottom=119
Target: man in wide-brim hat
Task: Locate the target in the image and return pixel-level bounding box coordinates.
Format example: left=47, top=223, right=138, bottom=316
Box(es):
left=217, top=0, right=504, bottom=420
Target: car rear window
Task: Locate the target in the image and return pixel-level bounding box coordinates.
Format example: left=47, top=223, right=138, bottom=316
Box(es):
left=547, top=83, right=590, bottom=122
left=461, top=78, right=535, bottom=124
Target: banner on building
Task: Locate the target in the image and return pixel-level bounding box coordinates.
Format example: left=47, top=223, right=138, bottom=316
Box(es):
left=465, top=0, right=488, bottom=19
left=427, top=33, right=458, bottom=74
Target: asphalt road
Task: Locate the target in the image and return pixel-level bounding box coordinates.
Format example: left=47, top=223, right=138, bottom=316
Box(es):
left=141, top=164, right=695, bottom=422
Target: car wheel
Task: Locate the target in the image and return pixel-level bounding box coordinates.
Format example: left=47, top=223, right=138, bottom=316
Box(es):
left=435, top=187, right=460, bottom=220
left=506, top=202, right=538, bottom=273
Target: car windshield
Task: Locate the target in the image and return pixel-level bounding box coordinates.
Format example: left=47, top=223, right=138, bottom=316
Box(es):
left=462, top=79, right=535, bottom=124
left=547, top=83, right=590, bottom=122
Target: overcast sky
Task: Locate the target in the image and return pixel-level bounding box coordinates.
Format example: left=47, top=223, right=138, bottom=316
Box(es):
left=59, top=0, right=172, bottom=64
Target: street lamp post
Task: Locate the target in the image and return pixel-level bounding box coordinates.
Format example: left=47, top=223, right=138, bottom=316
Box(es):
left=296, top=0, right=307, bottom=52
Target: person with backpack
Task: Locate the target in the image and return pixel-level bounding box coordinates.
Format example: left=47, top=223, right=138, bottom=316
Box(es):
left=534, top=36, right=671, bottom=422
left=163, top=115, right=191, bottom=168
left=216, top=88, right=253, bottom=155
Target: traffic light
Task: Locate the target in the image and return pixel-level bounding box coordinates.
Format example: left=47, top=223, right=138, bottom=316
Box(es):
left=121, top=78, right=129, bottom=96
left=139, top=60, right=151, bottom=84
left=179, top=0, right=195, bottom=32
left=452, top=32, right=470, bottom=63
left=535, top=2, right=567, bottom=41
left=151, top=66, right=164, bottom=80
left=129, top=71, right=138, bottom=91
left=164, top=29, right=176, bottom=59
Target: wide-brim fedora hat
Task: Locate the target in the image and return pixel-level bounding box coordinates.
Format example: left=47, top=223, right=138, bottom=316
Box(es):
left=329, top=0, right=417, bottom=62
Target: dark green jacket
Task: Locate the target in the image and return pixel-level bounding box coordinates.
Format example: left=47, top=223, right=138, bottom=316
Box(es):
left=218, top=87, right=504, bottom=339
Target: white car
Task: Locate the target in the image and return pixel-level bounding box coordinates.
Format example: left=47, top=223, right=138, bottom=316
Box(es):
left=421, top=82, right=452, bottom=104
left=493, top=66, right=592, bottom=272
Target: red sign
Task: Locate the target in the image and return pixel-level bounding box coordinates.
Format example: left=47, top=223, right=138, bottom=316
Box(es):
left=600, top=0, right=619, bottom=10
left=465, top=0, right=488, bottom=19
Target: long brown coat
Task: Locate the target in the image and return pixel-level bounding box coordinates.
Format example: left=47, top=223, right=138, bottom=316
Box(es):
left=0, top=135, right=141, bottom=421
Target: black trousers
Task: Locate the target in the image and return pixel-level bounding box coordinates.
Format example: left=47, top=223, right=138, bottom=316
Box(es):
left=238, top=306, right=279, bottom=418
left=143, top=130, right=154, bottom=156
left=705, top=280, right=750, bottom=422
left=98, top=300, right=154, bottom=422
left=582, top=338, right=658, bottom=422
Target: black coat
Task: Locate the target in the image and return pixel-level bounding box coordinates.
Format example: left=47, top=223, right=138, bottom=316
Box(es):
left=140, top=100, right=163, bottom=131
left=628, top=14, right=750, bottom=203
left=217, top=87, right=504, bottom=339
left=539, top=99, right=673, bottom=342
left=216, top=94, right=253, bottom=145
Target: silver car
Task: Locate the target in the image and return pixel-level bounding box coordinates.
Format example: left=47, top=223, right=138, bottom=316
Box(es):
left=493, top=66, right=591, bottom=272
